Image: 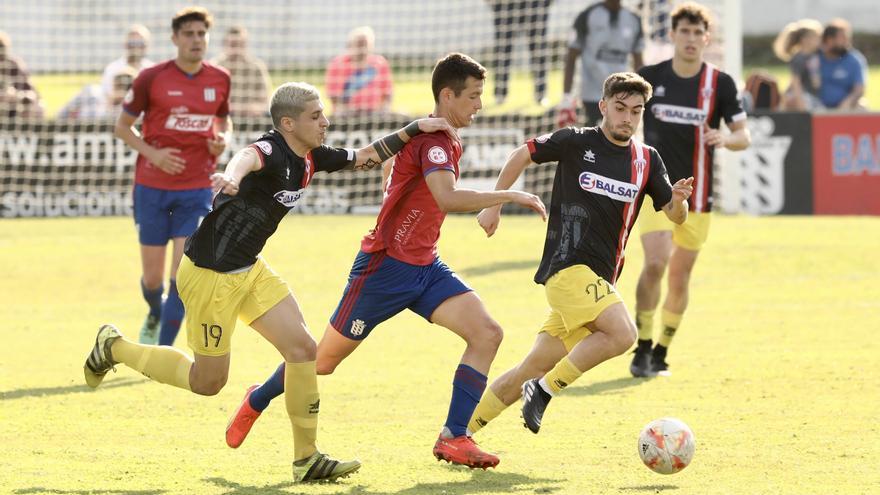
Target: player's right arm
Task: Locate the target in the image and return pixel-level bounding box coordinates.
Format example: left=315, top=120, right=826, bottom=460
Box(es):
left=425, top=167, right=545, bottom=219
left=114, top=111, right=185, bottom=175
left=210, top=147, right=261, bottom=196
left=476, top=145, right=533, bottom=237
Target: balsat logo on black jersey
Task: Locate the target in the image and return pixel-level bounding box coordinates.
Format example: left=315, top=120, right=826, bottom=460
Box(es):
left=579, top=172, right=640, bottom=203
left=652, top=104, right=707, bottom=126
left=274, top=188, right=306, bottom=208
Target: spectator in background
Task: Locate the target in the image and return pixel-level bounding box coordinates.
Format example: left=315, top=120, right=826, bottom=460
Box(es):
left=57, top=66, right=137, bottom=120
left=101, top=25, right=154, bottom=99
left=828, top=18, right=869, bottom=93
left=558, top=0, right=644, bottom=127
left=486, top=0, right=553, bottom=106
left=773, top=19, right=822, bottom=111
left=325, top=26, right=393, bottom=115
left=818, top=24, right=865, bottom=111
left=0, top=30, right=44, bottom=120
left=212, top=26, right=272, bottom=117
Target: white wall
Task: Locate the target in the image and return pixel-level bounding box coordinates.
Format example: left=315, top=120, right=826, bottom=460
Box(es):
left=741, top=0, right=880, bottom=35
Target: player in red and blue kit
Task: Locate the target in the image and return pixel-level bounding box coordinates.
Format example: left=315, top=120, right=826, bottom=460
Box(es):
left=226, top=53, right=547, bottom=469
left=114, top=7, right=231, bottom=346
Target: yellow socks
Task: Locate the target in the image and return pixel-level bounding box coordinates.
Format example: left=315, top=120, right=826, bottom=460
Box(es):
left=284, top=361, right=320, bottom=461
left=658, top=309, right=683, bottom=348
left=635, top=309, right=655, bottom=341
left=541, top=357, right=584, bottom=395
left=110, top=338, right=192, bottom=391
left=468, top=388, right=508, bottom=434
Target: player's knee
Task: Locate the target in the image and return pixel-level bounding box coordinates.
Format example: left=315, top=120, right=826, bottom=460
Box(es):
left=642, top=258, right=667, bottom=280
left=613, top=320, right=638, bottom=354
left=191, top=374, right=227, bottom=396
left=280, top=337, right=317, bottom=363
left=477, top=319, right=504, bottom=351
left=315, top=357, right=338, bottom=376
left=667, top=271, right=691, bottom=295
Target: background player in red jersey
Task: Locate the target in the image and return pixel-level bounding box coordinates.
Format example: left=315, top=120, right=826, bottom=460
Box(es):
left=115, top=7, right=231, bottom=347
left=631, top=2, right=751, bottom=377
left=226, top=53, right=546, bottom=469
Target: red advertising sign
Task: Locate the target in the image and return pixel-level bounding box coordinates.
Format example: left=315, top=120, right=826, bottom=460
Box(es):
left=813, top=114, right=880, bottom=215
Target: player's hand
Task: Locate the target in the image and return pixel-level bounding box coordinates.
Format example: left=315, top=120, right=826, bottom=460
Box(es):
left=703, top=124, right=725, bottom=148
left=207, top=134, right=227, bottom=157
left=556, top=93, right=578, bottom=128
left=510, top=191, right=547, bottom=221
left=672, top=177, right=694, bottom=202
left=477, top=206, right=503, bottom=237
left=416, top=117, right=460, bottom=146
left=148, top=147, right=185, bottom=175
left=210, top=172, right=239, bottom=195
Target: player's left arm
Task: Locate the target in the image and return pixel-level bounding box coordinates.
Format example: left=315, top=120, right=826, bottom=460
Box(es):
left=662, top=177, right=693, bottom=225
left=207, top=115, right=233, bottom=157
left=703, top=74, right=751, bottom=151
left=347, top=118, right=459, bottom=171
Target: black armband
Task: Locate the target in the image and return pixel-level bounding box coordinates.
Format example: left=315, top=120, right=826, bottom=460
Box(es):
left=404, top=121, right=422, bottom=137
left=373, top=131, right=407, bottom=162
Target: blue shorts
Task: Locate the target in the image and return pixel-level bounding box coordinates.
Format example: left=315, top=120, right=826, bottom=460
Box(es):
left=329, top=250, right=472, bottom=340
left=133, top=184, right=212, bottom=246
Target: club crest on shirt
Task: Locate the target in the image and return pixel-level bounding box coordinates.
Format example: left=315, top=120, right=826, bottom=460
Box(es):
left=578, top=172, right=640, bottom=202
left=254, top=141, right=272, bottom=156
left=427, top=146, right=448, bottom=164
left=123, top=89, right=134, bottom=105
left=654, top=85, right=666, bottom=97
left=204, top=87, right=216, bottom=102
left=535, top=133, right=552, bottom=143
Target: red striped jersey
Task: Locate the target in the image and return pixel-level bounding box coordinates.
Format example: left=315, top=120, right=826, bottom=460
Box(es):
left=123, top=60, right=231, bottom=190
left=528, top=127, right=672, bottom=285
left=639, top=60, right=746, bottom=212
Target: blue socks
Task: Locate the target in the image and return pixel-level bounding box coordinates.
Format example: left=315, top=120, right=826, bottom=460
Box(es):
left=158, top=279, right=184, bottom=346
left=249, top=362, right=286, bottom=412
left=141, top=279, right=164, bottom=319
left=444, top=364, right=488, bottom=437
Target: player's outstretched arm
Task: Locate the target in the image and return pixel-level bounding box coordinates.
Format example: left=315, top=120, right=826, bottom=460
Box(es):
left=477, top=144, right=534, bottom=237
left=349, top=118, right=458, bottom=171
left=662, top=177, right=694, bottom=225
left=425, top=165, right=546, bottom=219
left=210, top=147, right=261, bottom=196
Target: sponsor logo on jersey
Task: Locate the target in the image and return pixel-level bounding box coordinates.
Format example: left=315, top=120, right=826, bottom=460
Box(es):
left=273, top=188, right=306, bottom=207
left=578, top=172, right=640, bottom=202
left=651, top=104, right=707, bottom=126
left=164, top=113, right=214, bottom=132
left=254, top=141, right=272, bottom=156
left=204, top=87, right=216, bottom=102
left=350, top=319, right=366, bottom=337
left=427, top=146, right=448, bottom=164
left=583, top=149, right=596, bottom=163
left=170, top=105, right=189, bottom=114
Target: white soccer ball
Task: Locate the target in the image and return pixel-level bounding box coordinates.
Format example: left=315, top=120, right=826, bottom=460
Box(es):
left=637, top=417, right=696, bottom=474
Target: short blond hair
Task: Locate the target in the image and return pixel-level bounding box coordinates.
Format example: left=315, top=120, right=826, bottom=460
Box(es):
left=270, top=82, right=320, bottom=127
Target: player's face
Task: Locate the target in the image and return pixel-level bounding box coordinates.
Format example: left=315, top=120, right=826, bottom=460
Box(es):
left=599, top=92, right=645, bottom=144
left=445, top=76, right=483, bottom=128
left=670, top=19, right=709, bottom=63
left=172, top=21, right=209, bottom=64
left=289, top=99, right=330, bottom=150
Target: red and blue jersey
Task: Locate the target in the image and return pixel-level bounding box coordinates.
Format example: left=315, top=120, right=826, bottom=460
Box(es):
left=361, top=132, right=461, bottom=265
left=123, top=60, right=230, bottom=190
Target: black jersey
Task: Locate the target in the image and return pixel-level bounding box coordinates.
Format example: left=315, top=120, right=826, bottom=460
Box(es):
left=529, top=127, right=673, bottom=285
left=639, top=60, right=746, bottom=212
left=185, top=130, right=354, bottom=272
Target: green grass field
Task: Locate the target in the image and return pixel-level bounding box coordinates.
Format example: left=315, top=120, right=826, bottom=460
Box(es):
left=1, top=214, right=878, bottom=494
left=31, top=66, right=880, bottom=120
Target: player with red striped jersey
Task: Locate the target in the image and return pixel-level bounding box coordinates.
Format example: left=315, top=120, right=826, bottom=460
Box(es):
left=467, top=72, right=693, bottom=435
left=114, top=7, right=231, bottom=347
left=632, top=2, right=751, bottom=377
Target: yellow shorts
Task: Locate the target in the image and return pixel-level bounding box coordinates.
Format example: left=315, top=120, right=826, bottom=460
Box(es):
left=176, top=256, right=290, bottom=356
left=539, top=264, right=623, bottom=352
left=637, top=201, right=712, bottom=251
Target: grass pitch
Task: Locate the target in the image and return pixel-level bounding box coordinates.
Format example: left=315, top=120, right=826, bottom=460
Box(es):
left=1, top=214, right=878, bottom=494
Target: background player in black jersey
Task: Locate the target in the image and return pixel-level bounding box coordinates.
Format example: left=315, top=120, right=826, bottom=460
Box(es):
left=466, top=72, right=694, bottom=435
left=631, top=2, right=751, bottom=377
left=82, top=81, right=457, bottom=482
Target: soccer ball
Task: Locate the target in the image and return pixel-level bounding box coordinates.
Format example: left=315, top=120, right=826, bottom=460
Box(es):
left=637, top=417, right=696, bottom=474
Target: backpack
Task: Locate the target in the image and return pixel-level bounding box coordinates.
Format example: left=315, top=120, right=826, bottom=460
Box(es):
left=744, top=71, right=780, bottom=111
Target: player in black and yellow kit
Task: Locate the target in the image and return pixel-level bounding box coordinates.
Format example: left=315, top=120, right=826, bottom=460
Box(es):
left=82, top=81, right=457, bottom=481
left=467, top=72, right=694, bottom=434
left=631, top=2, right=751, bottom=377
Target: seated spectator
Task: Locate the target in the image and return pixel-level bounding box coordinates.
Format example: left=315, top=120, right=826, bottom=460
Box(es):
left=818, top=24, right=866, bottom=111
left=0, top=31, right=44, bottom=121
left=211, top=26, right=272, bottom=117
left=773, top=19, right=822, bottom=111
left=828, top=18, right=869, bottom=103
left=325, top=26, right=393, bottom=115
left=57, top=66, right=137, bottom=120
left=101, top=25, right=154, bottom=99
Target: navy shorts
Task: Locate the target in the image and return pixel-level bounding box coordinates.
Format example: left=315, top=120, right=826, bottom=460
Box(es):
left=133, top=184, right=212, bottom=246
left=329, top=250, right=472, bottom=340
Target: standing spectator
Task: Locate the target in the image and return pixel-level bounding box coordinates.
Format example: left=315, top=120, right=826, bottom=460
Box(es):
left=212, top=26, right=272, bottom=118
left=0, top=30, right=44, bottom=120
left=324, top=26, right=393, bottom=115
left=773, top=19, right=822, bottom=111
left=818, top=24, right=865, bottom=111
left=558, top=0, right=644, bottom=127
left=57, top=66, right=137, bottom=121
left=487, top=0, right=553, bottom=106
left=101, top=25, right=154, bottom=100
left=114, top=7, right=231, bottom=346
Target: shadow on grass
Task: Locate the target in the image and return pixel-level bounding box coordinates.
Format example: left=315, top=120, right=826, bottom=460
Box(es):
left=563, top=375, right=655, bottom=397
left=0, top=376, right=148, bottom=401
left=204, top=470, right=562, bottom=495
left=459, top=259, right=539, bottom=278
left=14, top=489, right=164, bottom=495
left=617, top=484, right=679, bottom=491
